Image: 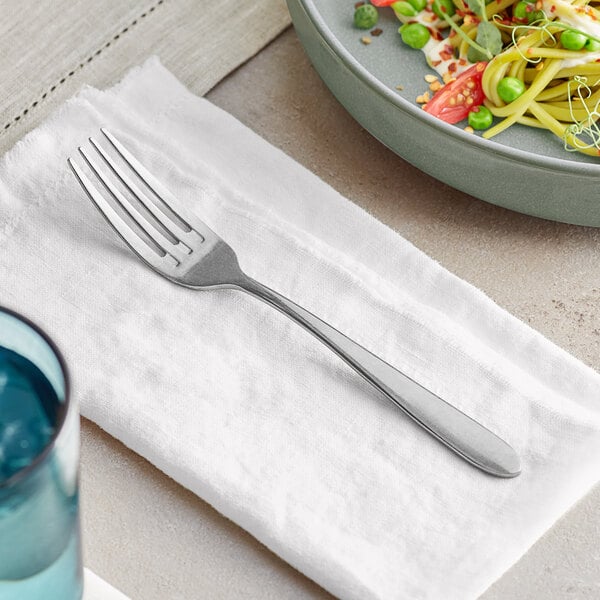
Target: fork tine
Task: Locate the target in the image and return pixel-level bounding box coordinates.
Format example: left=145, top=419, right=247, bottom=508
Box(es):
left=101, top=128, right=208, bottom=240
left=78, top=145, right=190, bottom=263
left=89, top=136, right=197, bottom=248
left=68, top=157, right=178, bottom=274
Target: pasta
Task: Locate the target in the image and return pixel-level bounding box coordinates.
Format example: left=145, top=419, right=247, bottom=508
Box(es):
left=370, top=0, right=600, bottom=155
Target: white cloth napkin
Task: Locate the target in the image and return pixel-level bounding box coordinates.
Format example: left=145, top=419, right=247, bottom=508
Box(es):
left=1, top=57, right=600, bottom=600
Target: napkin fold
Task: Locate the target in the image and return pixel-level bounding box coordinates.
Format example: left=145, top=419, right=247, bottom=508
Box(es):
left=1, top=57, right=600, bottom=600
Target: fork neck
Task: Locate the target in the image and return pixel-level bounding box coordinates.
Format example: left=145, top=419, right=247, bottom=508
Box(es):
left=236, top=277, right=315, bottom=332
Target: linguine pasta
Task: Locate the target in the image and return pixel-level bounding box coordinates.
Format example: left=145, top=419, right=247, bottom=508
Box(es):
left=383, top=0, right=600, bottom=155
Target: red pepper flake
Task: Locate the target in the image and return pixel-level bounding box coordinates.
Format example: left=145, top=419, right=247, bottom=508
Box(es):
left=440, top=44, right=454, bottom=60
left=550, top=4, right=556, bottom=11
left=371, top=27, right=383, bottom=36
left=448, top=62, right=458, bottom=72
left=431, top=59, right=442, bottom=66
left=459, top=58, right=467, bottom=66
left=354, top=1, right=365, bottom=7
left=432, top=29, right=444, bottom=41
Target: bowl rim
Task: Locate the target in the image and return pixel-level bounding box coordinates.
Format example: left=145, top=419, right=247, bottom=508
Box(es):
left=297, top=0, right=600, bottom=177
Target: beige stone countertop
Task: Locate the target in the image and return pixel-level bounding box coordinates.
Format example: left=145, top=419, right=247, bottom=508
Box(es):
left=80, top=27, right=600, bottom=600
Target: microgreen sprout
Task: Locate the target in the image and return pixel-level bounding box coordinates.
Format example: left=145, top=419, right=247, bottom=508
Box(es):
left=491, top=15, right=554, bottom=62
left=564, top=76, right=600, bottom=152
left=466, top=0, right=487, bottom=19
left=495, top=17, right=600, bottom=64
left=434, top=0, right=502, bottom=60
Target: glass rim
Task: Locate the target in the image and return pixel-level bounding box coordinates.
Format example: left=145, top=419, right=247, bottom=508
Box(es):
left=0, top=305, right=71, bottom=490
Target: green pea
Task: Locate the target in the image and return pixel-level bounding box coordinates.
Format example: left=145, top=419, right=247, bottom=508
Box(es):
left=354, top=4, right=379, bottom=29
left=392, top=1, right=417, bottom=17
left=513, top=1, right=529, bottom=20
left=527, top=9, right=545, bottom=23
left=432, top=0, right=456, bottom=18
left=585, top=37, right=600, bottom=52
left=406, top=0, right=427, bottom=11
left=468, top=105, right=493, bottom=130
left=497, top=77, right=526, bottom=103
left=561, top=29, right=588, bottom=50
left=399, top=23, right=431, bottom=49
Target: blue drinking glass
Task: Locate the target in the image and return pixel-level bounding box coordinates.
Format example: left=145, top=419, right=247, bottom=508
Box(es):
left=0, top=307, right=82, bottom=600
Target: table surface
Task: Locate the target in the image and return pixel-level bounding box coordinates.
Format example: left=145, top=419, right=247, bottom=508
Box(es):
left=2, top=1, right=600, bottom=598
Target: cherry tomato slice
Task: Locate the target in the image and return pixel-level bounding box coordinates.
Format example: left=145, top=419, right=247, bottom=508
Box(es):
left=423, top=62, right=488, bottom=124
left=370, top=0, right=398, bottom=5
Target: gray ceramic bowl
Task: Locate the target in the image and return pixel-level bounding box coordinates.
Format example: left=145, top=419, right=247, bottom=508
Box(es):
left=287, top=0, right=600, bottom=226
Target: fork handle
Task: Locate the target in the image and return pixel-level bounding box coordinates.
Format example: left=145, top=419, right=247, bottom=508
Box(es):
left=239, top=277, right=520, bottom=478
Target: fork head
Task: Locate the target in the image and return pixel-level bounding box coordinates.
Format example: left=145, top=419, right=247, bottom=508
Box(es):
left=68, top=128, right=247, bottom=289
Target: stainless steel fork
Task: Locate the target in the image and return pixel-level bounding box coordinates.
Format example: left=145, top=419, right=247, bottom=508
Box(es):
left=68, top=128, right=520, bottom=478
